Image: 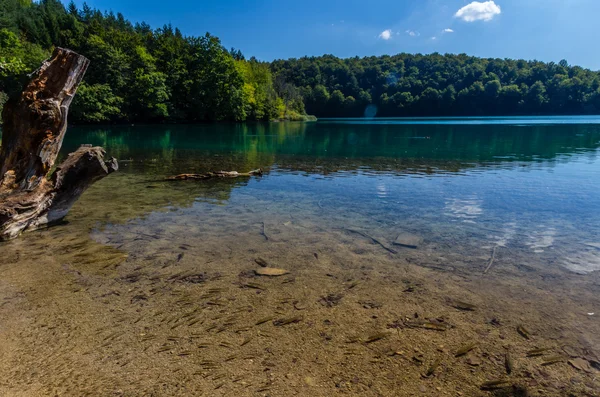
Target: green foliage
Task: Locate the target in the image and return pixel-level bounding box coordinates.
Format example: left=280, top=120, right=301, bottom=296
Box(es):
left=236, top=59, right=279, bottom=120
left=70, top=83, right=123, bottom=123
left=0, top=1, right=306, bottom=123
left=182, top=33, right=247, bottom=121
left=130, top=69, right=169, bottom=120
left=127, top=46, right=169, bottom=120
left=273, top=74, right=305, bottom=118
left=271, top=53, right=600, bottom=116
left=0, top=27, right=48, bottom=94
left=3, top=0, right=600, bottom=122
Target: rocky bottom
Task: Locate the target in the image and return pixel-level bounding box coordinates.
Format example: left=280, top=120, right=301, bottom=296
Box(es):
left=0, top=219, right=599, bottom=396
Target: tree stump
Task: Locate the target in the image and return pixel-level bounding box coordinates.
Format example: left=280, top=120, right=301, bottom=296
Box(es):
left=0, top=48, right=118, bottom=241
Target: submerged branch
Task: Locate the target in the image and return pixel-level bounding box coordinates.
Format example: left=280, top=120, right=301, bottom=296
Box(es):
left=340, top=228, right=398, bottom=255
left=484, top=246, right=498, bottom=274
left=260, top=221, right=269, bottom=241
left=166, top=169, right=263, bottom=181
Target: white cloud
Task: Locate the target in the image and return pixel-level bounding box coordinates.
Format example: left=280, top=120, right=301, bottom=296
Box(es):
left=444, top=28, right=454, bottom=33
left=406, top=30, right=420, bottom=37
left=455, top=1, right=501, bottom=22
left=379, top=29, right=392, bottom=40
left=431, top=36, right=437, bottom=40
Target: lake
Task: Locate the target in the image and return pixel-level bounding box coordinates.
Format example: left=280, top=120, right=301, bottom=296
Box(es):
left=61, top=117, right=600, bottom=274
left=1, top=117, right=599, bottom=395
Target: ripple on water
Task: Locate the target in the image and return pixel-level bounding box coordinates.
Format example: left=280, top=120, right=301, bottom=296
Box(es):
left=490, top=221, right=518, bottom=247
left=444, top=196, right=483, bottom=223
left=562, top=248, right=600, bottom=274
left=526, top=226, right=557, bottom=253
left=376, top=183, right=388, bottom=199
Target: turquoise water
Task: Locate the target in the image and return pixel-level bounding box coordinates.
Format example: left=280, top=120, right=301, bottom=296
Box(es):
left=56, top=117, right=600, bottom=274
left=320, top=116, right=600, bottom=125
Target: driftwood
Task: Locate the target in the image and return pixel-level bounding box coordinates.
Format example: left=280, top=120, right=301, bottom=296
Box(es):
left=0, top=48, right=118, bottom=241
left=260, top=221, right=269, bottom=241
left=341, top=228, right=398, bottom=254
left=483, top=246, right=498, bottom=274
left=166, top=169, right=263, bottom=181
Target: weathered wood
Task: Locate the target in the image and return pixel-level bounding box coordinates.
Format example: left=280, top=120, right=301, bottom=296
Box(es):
left=0, top=48, right=118, bottom=241
left=166, top=169, right=263, bottom=181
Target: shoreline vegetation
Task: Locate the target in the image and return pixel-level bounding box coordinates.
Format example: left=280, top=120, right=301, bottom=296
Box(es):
left=1, top=2, right=600, bottom=126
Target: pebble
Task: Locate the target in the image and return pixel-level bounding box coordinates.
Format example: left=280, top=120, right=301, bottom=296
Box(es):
left=304, top=377, right=317, bottom=386
left=466, top=355, right=481, bottom=367
left=393, top=232, right=423, bottom=248
left=569, top=358, right=594, bottom=373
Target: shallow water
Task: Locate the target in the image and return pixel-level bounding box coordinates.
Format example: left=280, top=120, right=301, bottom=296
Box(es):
left=1, top=117, right=600, bottom=396
left=62, top=118, right=600, bottom=274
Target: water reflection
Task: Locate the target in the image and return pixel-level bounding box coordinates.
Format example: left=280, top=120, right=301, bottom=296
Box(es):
left=526, top=226, right=557, bottom=253
left=444, top=196, right=483, bottom=223
left=60, top=121, right=600, bottom=177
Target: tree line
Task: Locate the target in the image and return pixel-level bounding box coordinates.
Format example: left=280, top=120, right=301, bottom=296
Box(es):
left=2, top=0, right=600, bottom=124
left=0, top=0, right=307, bottom=123
left=272, top=54, right=600, bottom=117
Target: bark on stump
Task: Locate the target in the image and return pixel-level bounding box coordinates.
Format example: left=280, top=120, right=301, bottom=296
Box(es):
left=0, top=47, right=118, bottom=241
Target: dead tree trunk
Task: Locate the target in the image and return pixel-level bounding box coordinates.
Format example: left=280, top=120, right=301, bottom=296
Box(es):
left=0, top=47, right=118, bottom=241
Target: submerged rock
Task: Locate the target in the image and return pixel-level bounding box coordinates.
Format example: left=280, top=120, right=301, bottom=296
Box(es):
left=466, top=355, right=482, bottom=367
left=569, top=358, right=594, bottom=373
left=255, top=267, right=289, bottom=276
left=255, top=257, right=269, bottom=267
left=393, top=232, right=423, bottom=249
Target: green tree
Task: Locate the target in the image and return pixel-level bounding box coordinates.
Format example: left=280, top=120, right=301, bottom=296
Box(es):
left=70, top=83, right=123, bottom=122
left=184, top=33, right=246, bottom=121
left=0, top=27, right=47, bottom=95
left=127, top=46, right=169, bottom=120
left=527, top=81, right=548, bottom=111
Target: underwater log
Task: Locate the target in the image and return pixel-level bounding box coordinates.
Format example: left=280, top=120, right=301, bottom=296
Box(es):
left=0, top=48, right=118, bottom=241
left=166, top=169, right=263, bottom=180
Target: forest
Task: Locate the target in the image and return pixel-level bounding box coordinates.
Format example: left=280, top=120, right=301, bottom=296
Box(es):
left=0, top=0, right=307, bottom=123
left=273, top=54, right=600, bottom=117
left=2, top=0, right=600, bottom=122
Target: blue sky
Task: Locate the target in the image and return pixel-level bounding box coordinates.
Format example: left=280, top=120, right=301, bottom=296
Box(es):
left=65, top=0, right=600, bottom=69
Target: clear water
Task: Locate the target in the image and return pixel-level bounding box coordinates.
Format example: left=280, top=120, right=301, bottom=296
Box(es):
left=61, top=117, right=600, bottom=274
left=2, top=117, right=600, bottom=395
